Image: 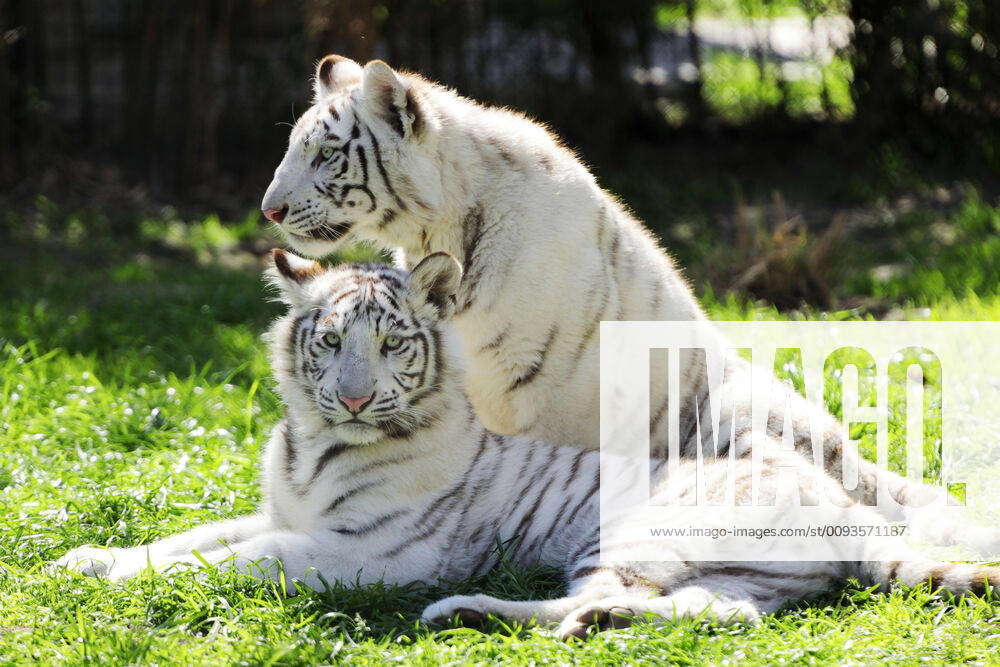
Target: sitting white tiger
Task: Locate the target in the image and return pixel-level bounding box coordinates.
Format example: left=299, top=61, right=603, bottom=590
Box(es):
left=257, top=55, right=994, bottom=553
left=56, top=251, right=1000, bottom=639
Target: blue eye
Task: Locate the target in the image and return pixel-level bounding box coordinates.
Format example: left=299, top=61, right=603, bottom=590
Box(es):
left=322, top=332, right=341, bottom=347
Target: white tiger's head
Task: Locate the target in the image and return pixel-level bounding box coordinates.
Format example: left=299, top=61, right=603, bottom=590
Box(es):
left=261, top=55, right=442, bottom=258
left=268, top=249, right=462, bottom=445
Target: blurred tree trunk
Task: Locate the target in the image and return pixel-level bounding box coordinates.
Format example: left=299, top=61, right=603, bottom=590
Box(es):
left=180, top=0, right=234, bottom=190
left=5, top=0, right=47, bottom=182
left=0, top=0, right=19, bottom=184
left=122, top=1, right=164, bottom=183
left=179, top=0, right=209, bottom=190
left=579, top=1, right=629, bottom=146
left=684, top=0, right=706, bottom=120
left=71, top=0, right=92, bottom=138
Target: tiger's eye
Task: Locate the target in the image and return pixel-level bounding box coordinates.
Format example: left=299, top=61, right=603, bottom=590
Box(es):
left=322, top=332, right=341, bottom=346
left=383, top=334, right=403, bottom=350
left=321, top=146, right=334, bottom=159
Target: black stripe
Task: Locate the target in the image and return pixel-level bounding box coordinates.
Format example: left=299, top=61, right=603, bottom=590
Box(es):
left=282, top=417, right=297, bottom=485
left=378, top=208, right=397, bottom=229
left=649, top=348, right=671, bottom=442
left=510, top=473, right=558, bottom=559
left=337, top=452, right=416, bottom=482
left=363, top=122, right=407, bottom=211
left=446, top=431, right=499, bottom=551
left=306, top=443, right=349, bottom=489
left=574, top=543, right=602, bottom=563
left=608, top=224, right=621, bottom=272
left=287, top=313, right=311, bottom=367
left=333, top=510, right=408, bottom=536
left=564, top=469, right=600, bottom=526
left=563, top=450, right=587, bottom=492
left=431, top=326, right=445, bottom=387
left=568, top=531, right=601, bottom=563
left=402, top=330, right=432, bottom=404
left=702, top=565, right=827, bottom=581
left=456, top=205, right=485, bottom=315
left=571, top=278, right=610, bottom=365
left=570, top=564, right=612, bottom=581
left=614, top=566, right=663, bottom=591
left=488, top=137, right=517, bottom=166
left=502, top=446, right=555, bottom=538
left=535, top=492, right=575, bottom=548
left=325, top=479, right=381, bottom=514
left=329, top=287, right=360, bottom=309
left=649, top=278, right=662, bottom=314
left=479, top=328, right=508, bottom=353
left=413, top=479, right=466, bottom=531
left=380, top=481, right=466, bottom=558
left=509, top=325, right=559, bottom=391
left=355, top=142, right=369, bottom=182
left=375, top=272, right=405, bottom=291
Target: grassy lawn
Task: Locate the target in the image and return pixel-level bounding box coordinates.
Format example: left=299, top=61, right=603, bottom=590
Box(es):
left=2, top=204, right=1000, bottom=664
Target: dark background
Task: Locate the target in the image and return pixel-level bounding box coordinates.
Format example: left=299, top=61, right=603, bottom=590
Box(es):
left=2, top=0, right=999, bottom=309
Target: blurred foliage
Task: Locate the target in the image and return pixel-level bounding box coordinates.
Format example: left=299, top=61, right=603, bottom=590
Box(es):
left=1, top=0, right=998, bottom=310
left=846, top=188, right=1000, bottom=303
left=2, top=0, right=998, bottom=198
left=850, top=2, right=1000, bottom=137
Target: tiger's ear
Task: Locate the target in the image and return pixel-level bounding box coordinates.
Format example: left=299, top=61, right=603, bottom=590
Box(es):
left=407, top=252, right=462, bottom=320
left=360, top=60, right=424, bottom=139
left=314, top=54, right=363, bottom=101
left=268, top=248, right=325, bottom=305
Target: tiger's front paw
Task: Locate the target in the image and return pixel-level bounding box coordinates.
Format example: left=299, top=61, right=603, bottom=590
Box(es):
left=421, top=594, right=489, bottom=628
left=53, top=546, right=121, bottom=578
left=53, top=546, right=149, bottom=581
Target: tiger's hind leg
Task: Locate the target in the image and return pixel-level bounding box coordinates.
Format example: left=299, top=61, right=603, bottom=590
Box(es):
left=556, top=582, right=766, bottom=640
left=422, top=592, right=614, bottom=629
left=421, top=563, right=645, bottom=629
left=422, top=562, right=684, bottom=637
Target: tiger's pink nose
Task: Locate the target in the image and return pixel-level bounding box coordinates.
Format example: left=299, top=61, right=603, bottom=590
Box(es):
left=263, top=205, right=288, bottom=223
left=338, top=393, right=373, bottom=414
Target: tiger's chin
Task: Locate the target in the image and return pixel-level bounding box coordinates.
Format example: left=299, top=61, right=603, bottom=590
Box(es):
left=331, top=421, right=386, bottom=446
left=281, top=233, right=343, bottom=259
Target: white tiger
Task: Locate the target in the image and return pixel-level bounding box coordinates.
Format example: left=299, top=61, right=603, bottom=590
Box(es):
left=56, top=251, right=1000, bottom=639
left=257, top=55, right=997, bottom=552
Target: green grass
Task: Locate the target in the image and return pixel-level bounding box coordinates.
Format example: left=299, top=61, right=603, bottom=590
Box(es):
left=2, top=206, right=1000, bottom=664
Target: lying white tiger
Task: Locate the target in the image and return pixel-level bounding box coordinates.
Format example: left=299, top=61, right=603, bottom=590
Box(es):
left=258, top=56, right=992, bottom=552
left=56, top=251, right=1000, bottom=639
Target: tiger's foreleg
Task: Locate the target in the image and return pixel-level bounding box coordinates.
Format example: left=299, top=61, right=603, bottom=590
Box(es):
left=54, top=514, right=271, bottom=578
left=57, top=526, right=395, bottom=591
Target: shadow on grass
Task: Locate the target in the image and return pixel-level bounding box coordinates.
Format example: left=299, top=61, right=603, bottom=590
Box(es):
left=0, top=240, right=281, bottom=389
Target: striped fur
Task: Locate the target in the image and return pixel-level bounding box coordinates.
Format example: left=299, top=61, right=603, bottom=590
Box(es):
left=56, top=256, right=1000, bottom=639
left=261, top=57, right=999, bottom=554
